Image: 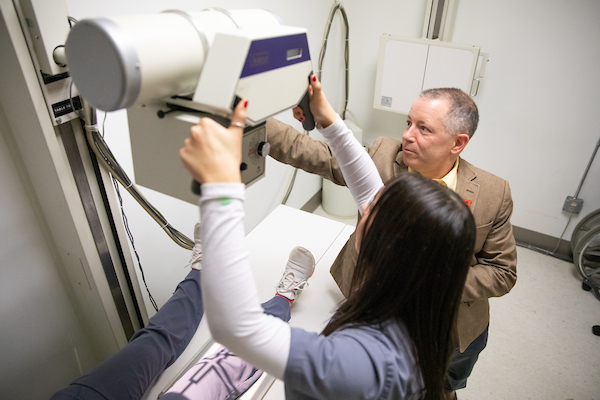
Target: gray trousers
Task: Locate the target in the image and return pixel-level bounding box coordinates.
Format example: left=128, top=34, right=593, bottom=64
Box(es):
left=446, top=325, right=489, bottom=391
left=51, top=270, right=291, bottom=400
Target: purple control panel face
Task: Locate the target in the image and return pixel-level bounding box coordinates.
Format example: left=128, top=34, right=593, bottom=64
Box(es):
left=240, top=33, right=310, bottom=78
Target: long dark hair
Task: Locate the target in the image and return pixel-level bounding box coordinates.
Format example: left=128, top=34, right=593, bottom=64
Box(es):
left=322, top=172, right=475, bottom=400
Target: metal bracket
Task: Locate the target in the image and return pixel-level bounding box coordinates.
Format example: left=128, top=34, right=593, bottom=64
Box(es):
left=471, top=52, right=489, bottom=96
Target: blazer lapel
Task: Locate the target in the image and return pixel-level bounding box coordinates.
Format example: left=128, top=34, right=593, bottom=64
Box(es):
left=456, top=158, right=479, bottom=212
left=395, top=147, right=407, bottom=176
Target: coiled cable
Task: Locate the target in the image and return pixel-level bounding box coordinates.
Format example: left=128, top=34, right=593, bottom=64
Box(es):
left=281, top=1, right=351, bottom=204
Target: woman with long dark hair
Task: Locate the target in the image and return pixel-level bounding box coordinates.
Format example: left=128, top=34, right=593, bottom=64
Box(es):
left=322, top=172, right=475, bottom=399
left=180, top=75, right=475, bottom=399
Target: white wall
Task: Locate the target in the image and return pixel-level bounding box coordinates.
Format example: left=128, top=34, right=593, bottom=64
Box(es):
left=0, top=109, right=97, bottom=398
left=451, top=0, right=600, bottom=238
left=336, top=0, right=600, bottom=241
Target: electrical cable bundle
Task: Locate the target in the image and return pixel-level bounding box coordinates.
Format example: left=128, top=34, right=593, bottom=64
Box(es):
left=317, top=1, right=349, bottom=120
left=81, top=104, right=194, bottom=251
left=282, top=1, right=351, bottom=204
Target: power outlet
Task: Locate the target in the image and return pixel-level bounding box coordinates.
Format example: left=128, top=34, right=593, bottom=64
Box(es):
left=563, top=196, right=584, bottom=213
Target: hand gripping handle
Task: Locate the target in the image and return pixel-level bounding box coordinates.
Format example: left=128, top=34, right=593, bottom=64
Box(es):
left=298, top=74, right=316, bottom=131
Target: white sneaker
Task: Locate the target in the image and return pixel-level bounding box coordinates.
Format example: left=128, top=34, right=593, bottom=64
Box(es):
left=275, top=246, right=315, bottom=302
left=188, top=223, right=202, bottom=270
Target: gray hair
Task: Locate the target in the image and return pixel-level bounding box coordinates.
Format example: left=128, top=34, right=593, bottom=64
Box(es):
left=419, top=88, right=479, bottom=138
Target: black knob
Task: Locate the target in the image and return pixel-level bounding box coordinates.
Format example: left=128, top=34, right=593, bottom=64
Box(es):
left=257, top=142, right=271, bottom=157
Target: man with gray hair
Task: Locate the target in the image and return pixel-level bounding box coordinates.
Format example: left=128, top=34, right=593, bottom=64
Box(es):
left=266, top=87, right=517, bottom=399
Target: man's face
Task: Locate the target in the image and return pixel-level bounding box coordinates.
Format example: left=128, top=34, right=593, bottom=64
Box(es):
left=402, top=97, right=459, bottom=179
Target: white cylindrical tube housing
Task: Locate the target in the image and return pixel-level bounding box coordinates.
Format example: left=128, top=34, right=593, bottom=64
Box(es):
left=65, top=9, right=281, bottom=111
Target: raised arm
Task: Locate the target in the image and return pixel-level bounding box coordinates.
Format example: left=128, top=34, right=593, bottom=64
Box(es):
left=302, top=75, right=384, bottom=212
left=180, top=101, right=291, bottom=379
left=266, top=118, right=348, bottom=185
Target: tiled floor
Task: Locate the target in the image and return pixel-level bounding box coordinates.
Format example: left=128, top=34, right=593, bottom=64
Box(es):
left=312, top=205, right=600, bottom=400
left=460, top=246, right=600, bottom=400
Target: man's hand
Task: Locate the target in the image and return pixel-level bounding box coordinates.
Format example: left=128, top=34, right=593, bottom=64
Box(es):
left=180, top=100, right=248, bottom=184
left=293, top=75, right=338, bottom=129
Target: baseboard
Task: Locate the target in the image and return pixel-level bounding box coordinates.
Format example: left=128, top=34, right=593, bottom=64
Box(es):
left=512, top=225, right=573, bottom=262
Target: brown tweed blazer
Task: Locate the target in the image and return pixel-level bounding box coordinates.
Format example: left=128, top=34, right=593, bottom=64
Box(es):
left=266, top=118, right=518, bottom=352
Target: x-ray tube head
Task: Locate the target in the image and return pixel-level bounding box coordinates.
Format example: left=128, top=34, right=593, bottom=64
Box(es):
left=66, top=14, right=203, bottom=111
left=65, top=9, right=283, bottom=112
left=65, top=8, right=310, bottom=204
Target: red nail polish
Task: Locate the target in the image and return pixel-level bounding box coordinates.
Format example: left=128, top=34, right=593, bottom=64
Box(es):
left=243, top=100, right=249, bottom=108
left=312, top=75, right=317, bottom=82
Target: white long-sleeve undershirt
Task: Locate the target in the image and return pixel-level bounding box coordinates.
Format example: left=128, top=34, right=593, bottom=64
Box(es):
left=200, top=183, right=291, bottom=379
left=199, top=116, right=385, bottom=379
left=320, top=116, right=384, bottom=213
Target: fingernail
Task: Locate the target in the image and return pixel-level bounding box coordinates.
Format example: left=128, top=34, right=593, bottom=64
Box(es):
left=312, top=75, right=317, bottom=82
left=244, top=100, right=249, bottom=108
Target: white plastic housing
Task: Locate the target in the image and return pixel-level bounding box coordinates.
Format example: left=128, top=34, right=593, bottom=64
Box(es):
left=65, top=9, right=282, bottom=111
left=192, top=26, right=313, bottom=124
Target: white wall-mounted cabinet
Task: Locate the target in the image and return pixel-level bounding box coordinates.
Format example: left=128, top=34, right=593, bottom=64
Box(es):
left=373, top=35, right=486, bottom=114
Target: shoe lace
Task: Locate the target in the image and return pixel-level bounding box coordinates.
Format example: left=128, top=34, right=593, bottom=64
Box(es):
left=186, top=245, right=202, bottom=268
left=276, top=271, right=309, bottom=294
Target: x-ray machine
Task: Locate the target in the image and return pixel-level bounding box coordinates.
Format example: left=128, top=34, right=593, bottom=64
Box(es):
left=0, top=0, right=314, bottom=363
